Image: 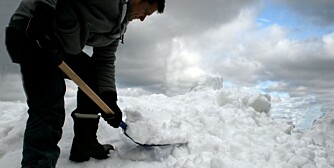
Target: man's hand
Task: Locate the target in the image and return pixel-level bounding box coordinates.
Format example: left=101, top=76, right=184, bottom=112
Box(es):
left=100, top=91, right=123, bottom=128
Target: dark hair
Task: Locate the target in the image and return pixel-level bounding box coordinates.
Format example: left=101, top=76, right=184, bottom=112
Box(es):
left=145, top=0, right=165, bottom=13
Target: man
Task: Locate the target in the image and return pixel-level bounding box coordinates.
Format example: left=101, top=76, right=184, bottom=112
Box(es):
left=5, top=0, right=165, bottom=167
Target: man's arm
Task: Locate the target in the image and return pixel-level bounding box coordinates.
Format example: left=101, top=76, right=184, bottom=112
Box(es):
left=92, top=40, right=123, bottom=128
left=34, top=0, right=58, bottom=8
left=91, top=40, right=120, bottom=94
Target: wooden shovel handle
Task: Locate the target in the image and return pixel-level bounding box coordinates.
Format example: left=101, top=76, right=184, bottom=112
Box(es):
left=58, top=61, right=115, bottom=115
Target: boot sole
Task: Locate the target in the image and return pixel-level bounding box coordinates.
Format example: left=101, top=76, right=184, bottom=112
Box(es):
left=69, top=155, right=90, bottom=162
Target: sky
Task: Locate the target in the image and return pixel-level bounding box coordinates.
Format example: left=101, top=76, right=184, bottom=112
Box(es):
left=1, top=0, right=334, bottom=111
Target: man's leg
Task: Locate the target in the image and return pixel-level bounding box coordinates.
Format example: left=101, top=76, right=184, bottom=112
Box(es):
left=5, top=17, right=66, bottom=167
left=6, top=14, right=68, bottom=167
left=20, top=49, right=66, bottom=167
left=64, top=53, right=114, bottom=162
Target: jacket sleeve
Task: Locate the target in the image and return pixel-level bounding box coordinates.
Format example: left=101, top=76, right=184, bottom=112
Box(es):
left=14, top=0, right=58, bottom=18
left=34, top=0, right=57, bottom=8
left=91, top=39, right=120, bottom=94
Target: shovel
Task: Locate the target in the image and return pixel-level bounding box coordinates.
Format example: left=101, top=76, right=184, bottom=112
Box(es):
left=58, top=61, right=185, bottom=147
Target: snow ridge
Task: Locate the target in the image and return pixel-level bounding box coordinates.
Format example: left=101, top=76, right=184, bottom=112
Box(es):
left=0, top=82, right=333, bottom=167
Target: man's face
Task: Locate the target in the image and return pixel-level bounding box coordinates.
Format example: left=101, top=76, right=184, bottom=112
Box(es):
left=127, top=0, right=158, bottom=22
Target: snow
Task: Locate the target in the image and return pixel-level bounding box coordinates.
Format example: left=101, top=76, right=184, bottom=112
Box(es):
left=0, top=78, right=333, bottom=168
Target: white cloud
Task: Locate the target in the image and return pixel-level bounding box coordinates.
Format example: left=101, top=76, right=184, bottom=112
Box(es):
left=1, top=0, right=333, bottom=110
left=278, top=0, right=334, bottom=26
left=323, top=33, right=334, bottom=55
left=165, top=38, right=206, bottom=91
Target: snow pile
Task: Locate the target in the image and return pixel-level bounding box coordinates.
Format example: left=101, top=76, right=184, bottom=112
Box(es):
left=304, top=111, right=334, bottom=166
left=0, top=80, right=333, bottom=168
left=216, top=90, right=271, bottom=113
left=270, top=95, right=326, bottom=129
left=189, top=75, right=223, bottom=92
left=120, top=95, right=190, bottom=145
left=0, top=101, right=27, bottom=167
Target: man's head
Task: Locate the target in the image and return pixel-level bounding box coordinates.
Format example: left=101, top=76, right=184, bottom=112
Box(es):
left=127, top=0, right=165, bottom=22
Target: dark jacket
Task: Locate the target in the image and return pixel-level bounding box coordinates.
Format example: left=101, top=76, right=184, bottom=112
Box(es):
left=14, top=0, right=129, bottom=93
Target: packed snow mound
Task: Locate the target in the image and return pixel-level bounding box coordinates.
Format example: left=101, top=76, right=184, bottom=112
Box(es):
left=116, top=88, right=332, bottom=167
left=189, top=75, right=223, bottom=91
left=0, top=82, right=333, bottom=168
left=304, top=111, right=334, bottom=167
left=120, top=94, right=190, bottom=145
left=216, top=90, right=271, bottom=113
left=248, top=94, right=271, bottom=113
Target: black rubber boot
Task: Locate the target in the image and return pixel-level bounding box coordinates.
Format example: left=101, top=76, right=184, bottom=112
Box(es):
left=69, top=113, right=114, bottom=162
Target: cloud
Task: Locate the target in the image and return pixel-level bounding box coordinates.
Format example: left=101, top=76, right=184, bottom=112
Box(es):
left=1, top=0, right=333, bottom=110
left=146, top=5, right=334, bottom=108
left=115, top=0, right=262, bottom=90
left=277, top=0, right=334, bottom=26
left=161, top=0, right=260, bottom=35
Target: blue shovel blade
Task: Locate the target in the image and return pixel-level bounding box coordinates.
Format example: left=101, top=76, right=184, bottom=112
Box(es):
left=119, top=121, right=187, bottom=147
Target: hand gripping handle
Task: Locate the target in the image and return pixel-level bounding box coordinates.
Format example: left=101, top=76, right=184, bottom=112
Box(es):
left=58, top=61, right=115, bottom=116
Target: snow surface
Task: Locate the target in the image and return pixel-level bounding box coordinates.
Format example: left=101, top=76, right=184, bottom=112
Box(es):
left=0, top=79, right=333, bottom=168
